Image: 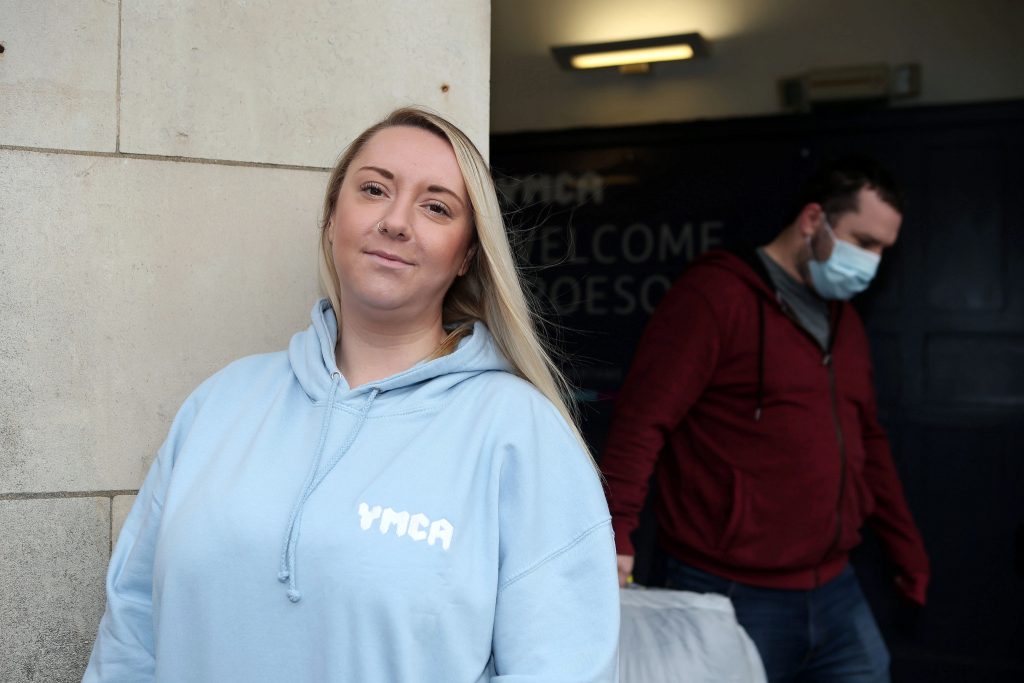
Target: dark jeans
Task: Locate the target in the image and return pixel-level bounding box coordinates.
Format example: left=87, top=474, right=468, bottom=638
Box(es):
left=665, top=558, right=890, bottom=683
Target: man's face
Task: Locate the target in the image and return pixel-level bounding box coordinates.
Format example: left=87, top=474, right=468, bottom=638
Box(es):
left=822, top=187, right=902, bottom=257
left=800, top=186, right=902, bottom=300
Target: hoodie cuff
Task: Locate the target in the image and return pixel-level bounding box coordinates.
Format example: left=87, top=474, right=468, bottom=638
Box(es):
left=611, top=519, right=635, bottom=557
left=895, top=570, right=929, bottom=606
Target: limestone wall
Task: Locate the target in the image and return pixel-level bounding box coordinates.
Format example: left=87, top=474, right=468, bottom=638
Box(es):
left=0, top=2, right=490, bottom=679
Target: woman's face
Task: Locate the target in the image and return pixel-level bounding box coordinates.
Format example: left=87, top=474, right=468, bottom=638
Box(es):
left=329, top=126, right=475, bottom=327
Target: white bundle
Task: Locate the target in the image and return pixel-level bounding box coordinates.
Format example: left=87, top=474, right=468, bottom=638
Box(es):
left=619, top=588, right=767, bottom=683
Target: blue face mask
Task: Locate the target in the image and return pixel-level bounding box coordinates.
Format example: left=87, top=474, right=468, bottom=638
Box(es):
left=806, top=218, right=881, bottom=300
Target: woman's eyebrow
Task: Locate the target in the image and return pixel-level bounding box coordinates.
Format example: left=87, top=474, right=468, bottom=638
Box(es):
left=357, top=165, right=394, bottom=179
left=427, top=185, right=465, bottom=208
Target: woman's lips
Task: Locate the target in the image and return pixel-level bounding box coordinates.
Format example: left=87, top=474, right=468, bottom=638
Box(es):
left=366, top=250, right=414, bottom=267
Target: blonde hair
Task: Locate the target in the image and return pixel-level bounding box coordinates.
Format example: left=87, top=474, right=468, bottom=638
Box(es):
left=317, top=107, right=592, bottom=462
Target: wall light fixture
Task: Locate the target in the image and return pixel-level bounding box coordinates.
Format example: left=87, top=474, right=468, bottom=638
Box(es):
left=551, top=33, right=710, bottom=75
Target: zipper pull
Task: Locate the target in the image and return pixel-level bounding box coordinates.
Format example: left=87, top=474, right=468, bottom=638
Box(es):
left=822, top=353, right=832, bottom=366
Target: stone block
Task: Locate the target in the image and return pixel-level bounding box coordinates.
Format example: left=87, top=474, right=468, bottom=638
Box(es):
left=119, top=0, right=491, bottom=166
left=0, top=149, right=325, bottom=492
left=0, top=0, right=118, bottom=151
left=0, top=497, right=109, bottom=683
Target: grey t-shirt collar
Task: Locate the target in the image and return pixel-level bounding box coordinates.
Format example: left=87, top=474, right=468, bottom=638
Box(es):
left=756, top=247, right=830, bottom=350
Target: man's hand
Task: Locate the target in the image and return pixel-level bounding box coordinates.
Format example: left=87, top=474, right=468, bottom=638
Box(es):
left=617, top=554, right=635, bottom=588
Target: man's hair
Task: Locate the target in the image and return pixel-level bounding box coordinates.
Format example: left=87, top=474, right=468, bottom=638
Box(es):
left=797, top=157, right=903, bottom=220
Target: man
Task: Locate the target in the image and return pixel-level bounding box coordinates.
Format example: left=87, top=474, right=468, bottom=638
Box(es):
left=601, top=158, right=929, bottom=683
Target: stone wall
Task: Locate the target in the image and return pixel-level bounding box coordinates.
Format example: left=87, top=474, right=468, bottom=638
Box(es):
left=0, top=2, right=490, bottom=680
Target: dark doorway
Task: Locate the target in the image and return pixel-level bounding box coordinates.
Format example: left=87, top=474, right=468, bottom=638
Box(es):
left=492, top=100, right=1024, bottom=681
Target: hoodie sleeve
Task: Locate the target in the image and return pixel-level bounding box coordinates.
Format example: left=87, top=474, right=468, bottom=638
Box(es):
left=600, top=275, right=721, bottom=556
left=490, top=396, right=620, bottom=682
left=860, top=370, right=930, bottom=606
left=82, top=390, right=203, bottom=682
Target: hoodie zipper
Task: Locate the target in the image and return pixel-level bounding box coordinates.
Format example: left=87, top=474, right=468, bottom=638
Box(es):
left=822, top=351, right=846, bottom=587
left=770, top=291, right=847, bottom=588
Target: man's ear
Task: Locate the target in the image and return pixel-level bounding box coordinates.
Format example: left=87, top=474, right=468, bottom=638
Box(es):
left=797, top=202, right=824, bottom=238
left=458, top=243, right=478, bottom=276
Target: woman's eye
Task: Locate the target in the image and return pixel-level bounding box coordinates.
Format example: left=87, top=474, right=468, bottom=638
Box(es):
left=361, top=182, right=385, bottom=197
left=426, top=201, right=452, bottom=218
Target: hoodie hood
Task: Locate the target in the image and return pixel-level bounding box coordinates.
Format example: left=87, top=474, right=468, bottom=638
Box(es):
left=277, top=299, right=510, bottom=601
left=691, top=248, right=778, bottom=300
left=289, top=298, right=511, bottom=403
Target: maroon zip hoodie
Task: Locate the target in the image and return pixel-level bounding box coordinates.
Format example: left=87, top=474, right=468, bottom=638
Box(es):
left=601, top=249, right=930, bottom=604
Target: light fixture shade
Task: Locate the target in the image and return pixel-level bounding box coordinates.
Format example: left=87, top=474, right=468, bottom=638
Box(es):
left=551, top=32, right=710, bottom=71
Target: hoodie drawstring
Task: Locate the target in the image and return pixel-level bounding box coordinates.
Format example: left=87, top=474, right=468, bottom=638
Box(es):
left=755, top=298, right=765, bottom=422
left=277, top=376, right=380, bottom=603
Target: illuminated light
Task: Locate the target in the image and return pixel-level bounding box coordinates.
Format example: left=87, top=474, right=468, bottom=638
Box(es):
left=551, top=32, right=709, bottom=73
left=570, top=44, right=694, bottom=69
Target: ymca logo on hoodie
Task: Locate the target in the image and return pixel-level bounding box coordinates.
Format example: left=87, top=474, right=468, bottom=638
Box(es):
left=357, top=502, right=454, bottom=551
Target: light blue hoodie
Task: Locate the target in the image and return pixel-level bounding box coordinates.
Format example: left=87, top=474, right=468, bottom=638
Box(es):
left=84, top=299, right=620, bottom=682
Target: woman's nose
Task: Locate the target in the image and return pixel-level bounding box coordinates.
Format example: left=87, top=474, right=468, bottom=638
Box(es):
left=378, top=203, right=414, bottom=240
left=376, top=219, right=408, bottom=240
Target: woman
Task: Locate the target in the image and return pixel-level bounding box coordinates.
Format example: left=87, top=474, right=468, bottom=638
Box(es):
left=83, top=107, right=620, bottom=682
